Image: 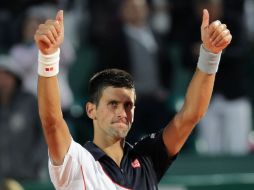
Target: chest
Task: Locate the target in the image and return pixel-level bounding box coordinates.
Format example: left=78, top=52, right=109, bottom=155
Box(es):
left=85, top=154, right=158, bottom=190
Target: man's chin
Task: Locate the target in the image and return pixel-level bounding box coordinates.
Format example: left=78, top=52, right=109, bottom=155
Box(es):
left=116, top=128, right=129, bottom=138
left=111, top=127, right=130, bottom=139
left=108, top=123, right=131, bottom=139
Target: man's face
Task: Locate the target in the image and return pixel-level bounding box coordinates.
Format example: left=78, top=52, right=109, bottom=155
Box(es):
left=89, top=87, right=135, bottom=140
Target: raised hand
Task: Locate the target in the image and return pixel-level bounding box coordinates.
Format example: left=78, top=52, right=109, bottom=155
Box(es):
left=34, top=10, right=64, bottom=55
left=201, top=9, right=232, bottom=54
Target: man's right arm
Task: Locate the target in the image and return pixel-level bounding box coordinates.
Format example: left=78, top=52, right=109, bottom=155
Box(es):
left=162, top=9, right=232, bottom=156
left=35, top=10, right=71, bottom=165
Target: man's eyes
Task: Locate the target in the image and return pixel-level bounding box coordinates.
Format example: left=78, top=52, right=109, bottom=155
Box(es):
left=108, top=101, right=133, bottom=110
left=109, top=101, right=118, bottom=107
left=125, top=103, right=133, bottom=110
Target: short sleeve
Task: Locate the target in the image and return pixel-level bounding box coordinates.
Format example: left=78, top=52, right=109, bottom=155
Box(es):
left=133, top=131, right=177, bottom=181
left=48, top=140, right=93, bottom=189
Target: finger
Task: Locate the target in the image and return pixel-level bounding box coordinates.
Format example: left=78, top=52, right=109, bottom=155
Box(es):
left=222, top=24, right=227, bottom=30
left=41, top=28, right=56, bottom=44
left=41, top=23, right=58, bottom=43
left=208, top=20, right=221, bottom=42
left=55, top=10, right=64, bottom=33
left=36, top=33, right=52, bottom=47
left=50, top=21, right=61, bottom=34
left=210, top=25, right=225, bottom=41
left=212, top=29, right=230, bottom=46
left=53, top=21, right=61, bottom=34
left=201, top=9, right=209, bottom=31
left=49, top=24, right=59, bottom=39
left=210, top=24, right=224, bottom=41
left=45, top=20, right=60, bottom=38
left=37, top=24, right=56, bottom=43
left=215, top=33, right=232, bottom=47
left=208, top=20, right=221, bottom=34
left=210, top=23, right=226, bottom=41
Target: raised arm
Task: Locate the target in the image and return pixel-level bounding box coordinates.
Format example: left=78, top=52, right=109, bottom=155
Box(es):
left=163, top=9, right=232, bottom=156
left=34, top=10, right=71, bottom=165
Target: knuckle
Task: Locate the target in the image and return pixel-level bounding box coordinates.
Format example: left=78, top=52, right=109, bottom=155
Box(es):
left=211, top=20, right=221, bottom=28
left=36, top=30, right=42, bottom=36
left=216, top=20, right=221, bottom=25
left=46, top=30, right=52, bottom=36
left=212, top=32, right=219, bottom=39
left=218, top=33, right=224, bottom=39
left=38, top=24, right=44, bottom=29
left=219, top=24, right=224, bottom=30
left=53, top=20, right=59, bottom=26
left=49, top=25, right=55, bottom=31
left=45, top=19, right=53, bottom=24
left=223, top=30, right=229, bottom=36
left=210, top=23, right=216, bottom=29
left=223, top=36, right=230, bottom=42
left=214, top=20, right=220, bottom=26
left=228, top=35, right=232, bottom=42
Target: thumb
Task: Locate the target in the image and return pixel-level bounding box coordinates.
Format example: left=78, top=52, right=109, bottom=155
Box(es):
left=56, top=10, right=64, bottom=27
left=201, top=9, right=209, bottom=30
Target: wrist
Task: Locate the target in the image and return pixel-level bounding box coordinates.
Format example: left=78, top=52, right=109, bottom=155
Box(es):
left=38, top=48, right=60, bottom=77
left=40, top=48, right=59, bottom=55
left=197, top=44, right=222, bottom=74
left=202, top=44, right=221, bottom=54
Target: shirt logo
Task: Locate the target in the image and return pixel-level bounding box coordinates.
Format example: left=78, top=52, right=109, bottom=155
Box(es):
left=131, top=158, right=141, bottom=168
left=45, top=67, right=54, bottom=72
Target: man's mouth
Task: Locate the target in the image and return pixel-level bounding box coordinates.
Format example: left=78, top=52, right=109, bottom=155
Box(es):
left=112, top=120, right=128, bottom=128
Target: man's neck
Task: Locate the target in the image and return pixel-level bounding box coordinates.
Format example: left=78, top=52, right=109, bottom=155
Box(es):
left=93, top=138, right=124, bottom=167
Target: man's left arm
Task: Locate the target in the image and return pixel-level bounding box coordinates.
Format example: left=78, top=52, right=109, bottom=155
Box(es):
left=163, top=9, right=232, bottom=156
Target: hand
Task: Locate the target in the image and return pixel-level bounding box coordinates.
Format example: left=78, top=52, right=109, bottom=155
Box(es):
left=201, top=9, right=232, bottom=54
left=34, top=10, right=64, bottom=55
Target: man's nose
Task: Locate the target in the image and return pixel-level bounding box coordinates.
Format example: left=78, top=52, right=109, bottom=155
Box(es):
left=116, top=105, right=127, bottom=117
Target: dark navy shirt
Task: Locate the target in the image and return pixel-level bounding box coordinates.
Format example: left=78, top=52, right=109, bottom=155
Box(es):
left=84, top=131, right=176, bottom=190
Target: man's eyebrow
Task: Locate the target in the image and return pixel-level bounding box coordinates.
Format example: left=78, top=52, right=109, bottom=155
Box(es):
left=107, top=98, right=119, bottom=102
left=107, top=99, right=119, bottom=104
left=125, top=100, right=134, bottom=106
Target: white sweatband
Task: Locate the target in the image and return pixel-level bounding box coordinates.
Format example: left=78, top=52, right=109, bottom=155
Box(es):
left=197, top=44, right=222, bottom=74
left=38, top=48, right=60, bottom=77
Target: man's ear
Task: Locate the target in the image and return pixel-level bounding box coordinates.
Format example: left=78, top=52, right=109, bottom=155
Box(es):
left=86, top=102, right=96, bottom=120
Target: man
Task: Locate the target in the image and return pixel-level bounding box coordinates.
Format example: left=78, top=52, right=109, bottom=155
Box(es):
left=34, top=9, right=231, bottom=190
left=91, top=0, right=173, bottom=142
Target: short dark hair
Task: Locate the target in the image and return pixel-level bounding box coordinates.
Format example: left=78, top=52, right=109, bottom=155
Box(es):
left=88, top=68, right=135, bottom=105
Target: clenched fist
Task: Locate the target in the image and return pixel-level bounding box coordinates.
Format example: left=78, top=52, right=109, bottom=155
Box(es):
left=34, top=10, right=64, bottom=55
left=201, top=9, right=232, bottom=54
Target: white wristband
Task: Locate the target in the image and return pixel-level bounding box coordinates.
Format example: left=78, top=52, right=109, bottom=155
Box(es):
left=197, top=44, right=222, bottom=74
left=38, top=48, right=60, bottom=77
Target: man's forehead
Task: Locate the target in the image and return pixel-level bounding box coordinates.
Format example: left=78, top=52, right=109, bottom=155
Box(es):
left=101, top=86, right=135, bottom=101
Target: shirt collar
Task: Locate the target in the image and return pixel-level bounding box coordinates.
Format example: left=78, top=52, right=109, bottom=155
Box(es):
left=84, top=141, right=133, bottom=161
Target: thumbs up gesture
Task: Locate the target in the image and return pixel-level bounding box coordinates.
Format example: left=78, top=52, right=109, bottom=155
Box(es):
left=34, top=10, right=64, bottom=55
left=201, top=9, right=232, bottom=54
